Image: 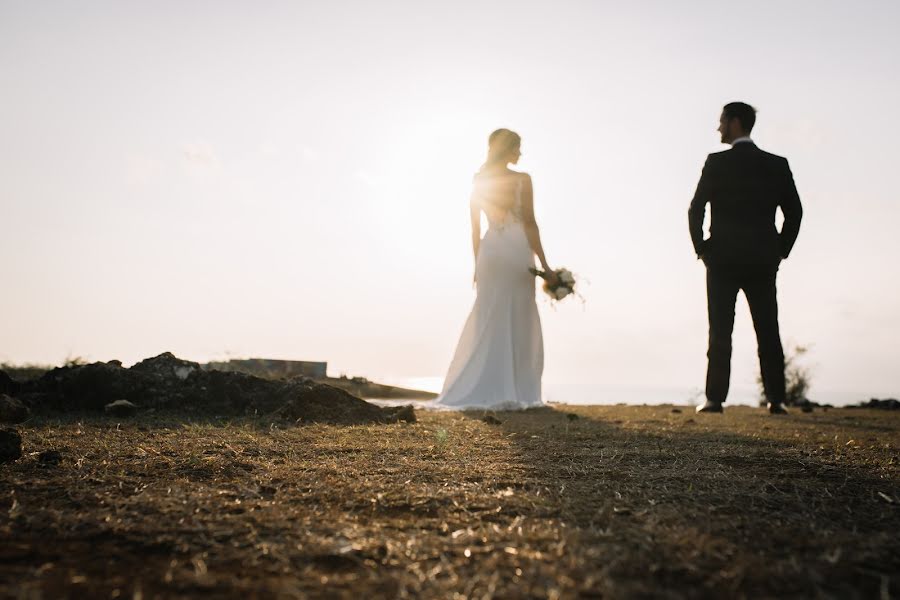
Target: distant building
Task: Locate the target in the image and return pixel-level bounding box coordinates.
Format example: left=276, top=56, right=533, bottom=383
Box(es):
left=204, top=358, right=327, bottom=379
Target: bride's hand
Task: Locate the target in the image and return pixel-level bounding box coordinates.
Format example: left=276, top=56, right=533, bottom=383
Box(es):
left=544, top=269, right=560, bottom=287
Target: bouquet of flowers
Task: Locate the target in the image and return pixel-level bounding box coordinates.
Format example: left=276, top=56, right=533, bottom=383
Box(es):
left=529, top=267, right=579, bottom=302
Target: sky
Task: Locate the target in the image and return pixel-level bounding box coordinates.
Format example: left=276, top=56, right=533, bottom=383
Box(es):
left=2, top=1, right=899, bottom=404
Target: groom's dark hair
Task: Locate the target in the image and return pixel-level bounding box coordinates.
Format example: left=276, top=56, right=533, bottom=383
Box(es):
left=723, top=102, right=757, bottom=133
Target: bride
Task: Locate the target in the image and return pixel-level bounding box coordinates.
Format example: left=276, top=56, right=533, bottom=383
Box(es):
left=435, top=128, right=557, bottom=410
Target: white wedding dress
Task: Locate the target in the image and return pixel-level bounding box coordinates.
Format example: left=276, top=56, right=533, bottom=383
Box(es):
left=434, top=174, right=544, bottom=410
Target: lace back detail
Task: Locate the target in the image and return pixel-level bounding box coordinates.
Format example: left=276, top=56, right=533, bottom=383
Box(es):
left=511, top=176, right=524, bottom=221
left=484, top=175, right=524, bottom=230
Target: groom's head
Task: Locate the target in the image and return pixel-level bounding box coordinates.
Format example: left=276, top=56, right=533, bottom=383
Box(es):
left=718, top=102, right=756, bottom=144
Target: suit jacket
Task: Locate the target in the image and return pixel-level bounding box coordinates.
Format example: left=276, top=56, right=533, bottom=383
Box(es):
left=688, top=142, right=803, bottom=265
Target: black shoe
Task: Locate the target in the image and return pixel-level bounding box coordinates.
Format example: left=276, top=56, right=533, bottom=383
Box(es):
left=696, top=401, right=723, bottom=414
left=767, top=403, right=788, bottom=415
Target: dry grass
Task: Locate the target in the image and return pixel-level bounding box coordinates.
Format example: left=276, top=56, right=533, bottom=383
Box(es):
left=1, top=405, right=899, bottom=599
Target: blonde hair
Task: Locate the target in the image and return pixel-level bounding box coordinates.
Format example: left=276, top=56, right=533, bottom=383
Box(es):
left=484, top=128, right=521, bottom=167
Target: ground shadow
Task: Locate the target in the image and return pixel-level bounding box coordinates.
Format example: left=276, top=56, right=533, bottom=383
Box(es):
left=463, top=405, right=900, bottom=598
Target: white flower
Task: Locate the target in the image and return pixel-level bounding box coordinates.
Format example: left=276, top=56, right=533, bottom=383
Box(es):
left=555, top=287, right=571, bottom=301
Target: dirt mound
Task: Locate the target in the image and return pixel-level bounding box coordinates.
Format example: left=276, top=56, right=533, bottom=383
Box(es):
left=24, top=361, right=153, bottom=411
left=16, top=353, right=414, bottom=425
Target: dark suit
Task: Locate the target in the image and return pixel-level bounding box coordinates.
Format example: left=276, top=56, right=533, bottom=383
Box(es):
left=688, top=141, right=803, bottom=405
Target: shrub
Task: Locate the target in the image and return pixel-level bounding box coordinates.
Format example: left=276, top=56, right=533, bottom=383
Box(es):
left=758, top=344, right=811, bottom=406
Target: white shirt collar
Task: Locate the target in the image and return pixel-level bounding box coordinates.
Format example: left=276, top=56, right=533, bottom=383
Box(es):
left=731, top=136, right=753, bottom=146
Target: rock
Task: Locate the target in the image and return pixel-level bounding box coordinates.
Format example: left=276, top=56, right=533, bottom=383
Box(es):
left=671, top=408, right=683, bottom=414
left=850, top=398, right=900, bottom=410
left=38, top=450, right=62, bottom=465
left=481, top=415, right=502, bottom=425
left=801, top=404, right=814, bottom=413
left=383, top=404, right=417, bottom=424
left=105, top=399, right=138, bottom=417
left=130, top=352, right=200, bottom=381
left=1, top=370, right=20, bottom=395
left=0, top=428, right=23, bottom=463
left=566, top=413, right=580, bottom=421
left=0, top=371, right=16, bottom=394
left=0, top=395, right=29, bottom=423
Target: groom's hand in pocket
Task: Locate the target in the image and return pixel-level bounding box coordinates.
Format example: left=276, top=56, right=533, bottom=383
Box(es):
left=698, top=240, right=711, bottom=264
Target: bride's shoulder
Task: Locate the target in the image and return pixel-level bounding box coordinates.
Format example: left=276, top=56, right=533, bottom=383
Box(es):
left=513, top=171, right=532, bottom=188
left=504, top=169, right=530, bottom=181
left=472, top=168, right=530, bottom=188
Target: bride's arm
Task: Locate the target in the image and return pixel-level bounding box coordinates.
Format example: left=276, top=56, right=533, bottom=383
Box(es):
left=520, top=174, right=553, bottom=275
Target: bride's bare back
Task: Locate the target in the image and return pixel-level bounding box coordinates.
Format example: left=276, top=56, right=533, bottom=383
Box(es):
left=472, top=169, right=526, bottom=226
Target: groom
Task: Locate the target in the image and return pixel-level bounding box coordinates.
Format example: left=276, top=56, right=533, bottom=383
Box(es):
left=689, top=102, right=803, bottom=414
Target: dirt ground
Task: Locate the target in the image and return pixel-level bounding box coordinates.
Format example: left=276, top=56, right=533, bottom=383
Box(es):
left=1, top=405, right=898, bottom=599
